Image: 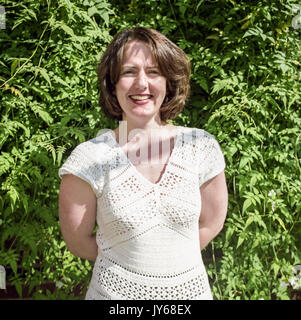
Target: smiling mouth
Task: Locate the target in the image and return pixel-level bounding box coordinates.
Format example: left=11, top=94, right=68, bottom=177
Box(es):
left=129, top=95, right=152, bottom=101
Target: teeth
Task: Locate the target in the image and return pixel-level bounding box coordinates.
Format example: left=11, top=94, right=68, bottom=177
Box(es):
left=130, top=95, right=151, bottom=100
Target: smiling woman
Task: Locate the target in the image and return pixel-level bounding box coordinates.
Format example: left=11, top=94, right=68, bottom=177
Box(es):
left=58, top=27, right=228, bottom=300
left=114, top=40, right=167, bottom=124
left=97, top=27, right=191, bottom=122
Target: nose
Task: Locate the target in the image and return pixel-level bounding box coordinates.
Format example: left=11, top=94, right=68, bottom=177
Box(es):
left=135, top=70, right=148, bottom=90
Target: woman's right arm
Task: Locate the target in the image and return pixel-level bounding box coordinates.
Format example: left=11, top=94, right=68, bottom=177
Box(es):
left=59, top=174, right=98, bottom=262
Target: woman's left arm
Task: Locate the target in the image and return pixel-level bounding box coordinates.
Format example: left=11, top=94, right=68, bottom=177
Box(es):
left=199, top=171, right=228, bottom=251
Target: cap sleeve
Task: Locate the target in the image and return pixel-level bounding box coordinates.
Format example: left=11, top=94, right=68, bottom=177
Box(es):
left=198, top=132, right=226, bottom=186
left=58, top=142, right=103, bottom=196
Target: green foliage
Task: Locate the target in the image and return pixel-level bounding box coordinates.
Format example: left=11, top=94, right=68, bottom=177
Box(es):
left=0, top=0, right=114, bottom=299
left=0, top=0, right=300, bottom=299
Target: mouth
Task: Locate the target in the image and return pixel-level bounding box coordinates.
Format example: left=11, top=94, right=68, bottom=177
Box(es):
left=129, top=94, right=153, bottom=102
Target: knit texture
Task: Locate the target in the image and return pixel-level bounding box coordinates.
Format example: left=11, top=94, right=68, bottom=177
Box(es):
left=58, top=126, right=226, bottom=300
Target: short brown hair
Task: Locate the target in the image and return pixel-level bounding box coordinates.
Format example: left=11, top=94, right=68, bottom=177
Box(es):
left=97, top=27, right=191, bottom=122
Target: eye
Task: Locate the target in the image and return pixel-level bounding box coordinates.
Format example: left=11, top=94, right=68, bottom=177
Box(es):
left=122, top=70, right=134, bottom=75
left=149, top=69, right=160, bottom=74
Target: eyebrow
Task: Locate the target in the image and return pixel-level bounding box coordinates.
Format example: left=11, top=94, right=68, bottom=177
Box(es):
left=121, top=64, right=160, bottom=69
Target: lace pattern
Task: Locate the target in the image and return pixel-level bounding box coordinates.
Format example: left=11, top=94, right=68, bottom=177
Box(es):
left=59, top=126, right=225, bottom=300
left=85, top=255, right=212, bottom=300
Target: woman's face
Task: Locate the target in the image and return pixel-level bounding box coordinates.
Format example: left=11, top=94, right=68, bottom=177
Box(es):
left=115, top=40, right=167, bottom=123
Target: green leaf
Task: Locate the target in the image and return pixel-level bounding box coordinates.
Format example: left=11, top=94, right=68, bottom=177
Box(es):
left=237, top=236, right=245, bottom=248
left=239, top=156, right=249, bottom=169
left=5, top=250, right=18, bottom=275
left=73, top=42, right=83, bottom=51
left=196, top=0, right=206, bottom=11
left=53, top=75, right=70, bottom=88
left=271, top=262, right=280, bottom=278
left=60, top=23, right=75, bottom=37
left=56, top=145, right=66, bottom=165
left=275, top=216, right=287, bottom=231
left=243, top=27, right=263, bottom=38
left=225, top=227, right=234, bottom=245
left=242, top=198, right=252, bottom=215
left=11, top=59, right=19, bottom=75
left=31, top=104, right=53, bottom=125
left=15, top=281, right=22, bottom=298
left=7, top=186, right=19, bottom=209
left=88, top=6, right=98, bottom=16
left=245, top=216, right=254, bottom=229
left=198, top=77, right=209, bottom=93
left=206, top=34, right=219, bottom=40
left=39, top=68, right=52, bottom=87
left=241, top=20, right=250, bottom=30
left=101, top=11, right=109, bottom=27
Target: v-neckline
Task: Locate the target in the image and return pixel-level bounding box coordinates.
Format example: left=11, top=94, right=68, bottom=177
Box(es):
left=108, top=126, right=182, bottom=187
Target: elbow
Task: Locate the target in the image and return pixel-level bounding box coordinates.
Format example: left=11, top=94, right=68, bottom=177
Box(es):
left=216, top=222, right=225, bottom=237
left=65, top=241, right=80, bottom=258
left=60, top=232, right=83, bottom=258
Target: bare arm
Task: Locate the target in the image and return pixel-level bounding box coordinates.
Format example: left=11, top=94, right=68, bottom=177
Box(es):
left=59, top=174, right=98, bottom=262
left=199, top=171, right=228, bottom=251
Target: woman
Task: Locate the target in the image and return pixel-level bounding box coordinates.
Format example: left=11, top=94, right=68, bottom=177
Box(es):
left=58, top=27, right=228, bottom=300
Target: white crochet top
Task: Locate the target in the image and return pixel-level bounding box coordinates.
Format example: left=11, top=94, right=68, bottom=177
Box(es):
left=58, top=126, right=226, bottom=300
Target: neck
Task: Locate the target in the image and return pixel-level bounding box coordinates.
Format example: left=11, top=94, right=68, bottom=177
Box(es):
left=114, top=115, right=169, bottom=146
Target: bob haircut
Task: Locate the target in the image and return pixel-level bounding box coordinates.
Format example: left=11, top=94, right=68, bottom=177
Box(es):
left=97, top=27, right=191, bottom=122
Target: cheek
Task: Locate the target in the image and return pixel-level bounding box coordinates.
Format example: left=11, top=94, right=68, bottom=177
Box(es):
left=115, top=80, right=124, bottom=94
left=116, top=77, right=133, bottom=90
left=158, top=79, right=167, bottom=98
left=115, top=79, right=129, bottom=100
left=154, top=78, right=167, bottom=97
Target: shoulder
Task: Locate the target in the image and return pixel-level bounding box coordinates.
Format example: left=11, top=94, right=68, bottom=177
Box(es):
left=71, top=130, right=113, bottom=159
left=179, top=126, right=218, bottom=145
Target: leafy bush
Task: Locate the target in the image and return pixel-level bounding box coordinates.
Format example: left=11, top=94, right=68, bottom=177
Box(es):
left=0, top=0, right=300, bottom=299
left=0, top=0, right=115, bottom=298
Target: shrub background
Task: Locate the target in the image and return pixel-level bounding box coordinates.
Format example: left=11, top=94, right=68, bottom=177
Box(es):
left=0, top=0, right=300, bottom=300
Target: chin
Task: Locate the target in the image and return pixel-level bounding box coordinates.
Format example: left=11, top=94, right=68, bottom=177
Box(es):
left=126, top=106, right=159, bottom=120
